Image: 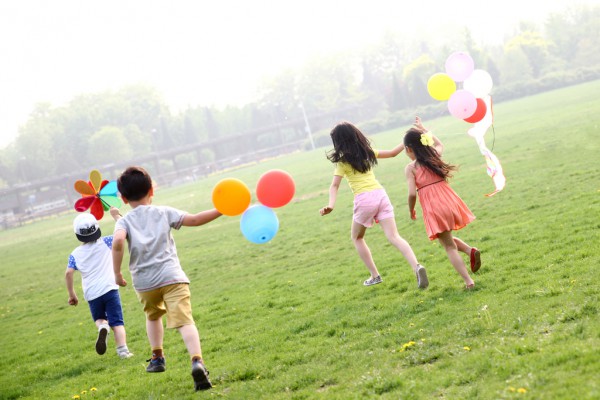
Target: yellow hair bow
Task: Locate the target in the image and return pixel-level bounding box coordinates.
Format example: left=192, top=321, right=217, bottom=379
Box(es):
left=420, top=132, right=434, bottom=147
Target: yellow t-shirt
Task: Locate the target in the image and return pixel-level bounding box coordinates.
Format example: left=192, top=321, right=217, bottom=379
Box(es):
left=333, top=150, right=382, bottom=195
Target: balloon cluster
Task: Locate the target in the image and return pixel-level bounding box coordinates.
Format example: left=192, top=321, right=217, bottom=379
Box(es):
left=427, top=51, right=493, bottom=123
left=211, top=169, right=295, bottom=244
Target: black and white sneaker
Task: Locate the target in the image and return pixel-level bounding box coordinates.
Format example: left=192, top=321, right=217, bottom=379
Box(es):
left=95, top=324, right=109, bottom=355
left=363, top=275, right=383, bottom=286
left=192, top=360, right=212, bottom=391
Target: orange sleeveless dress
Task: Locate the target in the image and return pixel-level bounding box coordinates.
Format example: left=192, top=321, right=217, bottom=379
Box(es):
left=415, top=166, right=475, bottom=240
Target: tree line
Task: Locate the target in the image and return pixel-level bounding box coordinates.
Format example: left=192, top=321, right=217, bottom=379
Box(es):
left=1, top=4, right=598, bottom=188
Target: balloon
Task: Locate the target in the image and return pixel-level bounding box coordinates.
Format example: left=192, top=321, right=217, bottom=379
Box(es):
left=445, top=51, right=475, bottom=82
left=256, top=169, right=295, bottom=208
left=448, top=90, right=477, bottom=120
left=464, top=98, right=487, bottom=123
left=463, top=69, right=493, bottom=98
left=427, top=73, right=456, bottom=101
left=240, top=205, right=279, bottom=244
left=212, top=178, right=251, bottom=216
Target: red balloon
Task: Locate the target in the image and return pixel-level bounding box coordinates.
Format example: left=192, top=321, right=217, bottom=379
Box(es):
left=256, top=169, right=295, bottom=208
left=464, top=98, right=487, bottom=123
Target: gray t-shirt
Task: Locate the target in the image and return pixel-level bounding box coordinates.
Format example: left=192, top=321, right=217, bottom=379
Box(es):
left=114, top=205, right=189, bottom=292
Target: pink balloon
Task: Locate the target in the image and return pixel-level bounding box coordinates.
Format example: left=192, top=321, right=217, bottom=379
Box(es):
left=445, top=52, right=474, bottom=82
left=448, top=90, right=477, bottom=120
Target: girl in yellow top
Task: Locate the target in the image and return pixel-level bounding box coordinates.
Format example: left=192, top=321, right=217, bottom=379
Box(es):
left=320, top=122, right=428, bottom=288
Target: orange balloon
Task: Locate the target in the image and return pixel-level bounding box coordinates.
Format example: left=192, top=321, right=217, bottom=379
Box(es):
left=256, top=169, right=295, bottom=208
left=212, top=178, right=251, bottom=216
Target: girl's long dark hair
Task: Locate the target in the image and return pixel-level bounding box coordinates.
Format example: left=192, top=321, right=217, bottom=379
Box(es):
left=326, top=122, right=377, bottom=173
left=403, top=128, right=456, bottom=180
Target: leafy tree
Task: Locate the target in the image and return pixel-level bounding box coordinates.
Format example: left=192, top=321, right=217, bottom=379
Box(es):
left=501, top=45, right=533, bottom=83
left=505, top=29, right=549, bottom=78
left=545, top=5, right=600, bottom=68
left=87, top=126, right=133, bottom=167
left=403, top=55, right=437, bottom=107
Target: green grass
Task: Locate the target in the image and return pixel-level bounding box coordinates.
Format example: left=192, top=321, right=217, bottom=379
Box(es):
left=1, top=80, right=599, bottom=399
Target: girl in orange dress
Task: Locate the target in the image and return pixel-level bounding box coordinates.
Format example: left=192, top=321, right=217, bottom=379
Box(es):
left=403, top=117, right=481, bottom=289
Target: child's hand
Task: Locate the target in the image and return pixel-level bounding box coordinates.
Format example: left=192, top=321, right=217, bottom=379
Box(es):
left=413, top=116, right=426, bottom=132
left=68, top=295, right=78, bottom=306
left=110, top=207, right=122, bottom=219
left=320, top=206, right=333, bottom=216
left=115, top=273, right=127, bottom=287
left=410, top=209, right=417, bottom=220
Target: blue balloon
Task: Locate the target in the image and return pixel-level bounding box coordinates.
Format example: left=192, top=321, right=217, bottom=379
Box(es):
left=240, top=205, right=279, bottom=244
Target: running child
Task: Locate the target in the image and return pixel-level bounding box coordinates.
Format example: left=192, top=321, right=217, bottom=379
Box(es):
left=403, top=117, right=481, bottom=289
left=66, top=209, right=134, bottom=359
left=319, top=121, right=429, bottom=289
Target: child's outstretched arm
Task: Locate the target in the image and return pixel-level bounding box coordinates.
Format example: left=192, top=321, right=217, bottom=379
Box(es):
left=65, top=267, right=79, bottom=305
left=377, top=143, right=405, bottom=158
left=112, top=229, right=128, bottom=287
left=320, top=175, right=342, bottom=216
left=182, top=209, right=222, bottom=227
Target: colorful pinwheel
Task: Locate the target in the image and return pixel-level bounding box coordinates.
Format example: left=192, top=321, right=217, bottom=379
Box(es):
left=73, top=169, right=122, bottom=220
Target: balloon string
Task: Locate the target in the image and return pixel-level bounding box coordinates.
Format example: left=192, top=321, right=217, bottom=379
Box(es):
left=490, top=96, right=495, bottom=151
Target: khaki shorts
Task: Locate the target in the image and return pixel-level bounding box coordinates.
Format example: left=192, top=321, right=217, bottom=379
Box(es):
left=137, top=283, right=195, bottom=328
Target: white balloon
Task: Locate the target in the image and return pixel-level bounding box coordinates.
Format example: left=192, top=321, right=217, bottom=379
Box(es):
left=463, top=69, right=493, bottom=98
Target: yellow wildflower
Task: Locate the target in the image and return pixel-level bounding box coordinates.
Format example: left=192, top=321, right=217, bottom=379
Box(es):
left=517, top=388, right=528, bottom=393
left=400, top=341, right=417, bottom=351
left=90, top=388, right=97, bottom=392
left=463, top=346, right=471, bottom=351
left=72, top=396, right=80, bottom=400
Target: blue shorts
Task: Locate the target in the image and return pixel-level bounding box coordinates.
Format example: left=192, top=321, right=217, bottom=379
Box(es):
left=88, top=289, right=125, bottom=327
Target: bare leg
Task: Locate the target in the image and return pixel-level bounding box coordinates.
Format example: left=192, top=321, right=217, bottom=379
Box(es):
left=438, top=231, right=474, bottom=287
left=351, top=221, right=380, bottom=278
left=177, top=324, right=202, bottom=360
left=453, top=236, right=472, bottom=254
left=111, top=325, right=127, bottom=347
left=146, top=318, right=164, bottom=351
left=378, top=217, right=420, bottom=273
left=95, top=319, right=108, bottom=329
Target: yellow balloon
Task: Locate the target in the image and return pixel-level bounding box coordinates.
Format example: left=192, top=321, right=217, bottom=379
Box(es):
left=427, top=73, right=457, bottom=101
left=212, top=178, right=251, bottom=216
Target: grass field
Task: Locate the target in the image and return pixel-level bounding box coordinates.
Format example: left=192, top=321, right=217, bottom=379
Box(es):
left=1, top=80, right=599, bottom=399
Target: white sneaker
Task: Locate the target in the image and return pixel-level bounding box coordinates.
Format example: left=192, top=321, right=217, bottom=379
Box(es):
left=363, top=275, right=383, bottom=286
left=416, top=265, right=429, bottom=289
left=118, top=350, right=134, bottom=359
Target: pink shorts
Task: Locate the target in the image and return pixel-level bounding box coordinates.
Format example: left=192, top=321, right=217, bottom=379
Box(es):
left=353, top=189, right=394, bottom=227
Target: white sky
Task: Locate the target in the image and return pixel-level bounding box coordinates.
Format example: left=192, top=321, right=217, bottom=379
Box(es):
left=0, top=0, right=592, bottom=148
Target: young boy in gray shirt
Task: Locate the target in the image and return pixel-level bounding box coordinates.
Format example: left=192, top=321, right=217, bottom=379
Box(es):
left=112, top=166, right=222, bottom=391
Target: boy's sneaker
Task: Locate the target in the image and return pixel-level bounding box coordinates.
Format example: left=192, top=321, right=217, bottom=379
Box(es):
left=146, top=357, right=166, bottom=373
left=95, top=324, right=109, bottom=355
left=363, top=275, right=383, bottom=286
left=416, top=265, right=429, bottom=289
left=192, top=360, right=212, bottom=391
left=118, top=350, right=134, bottom=359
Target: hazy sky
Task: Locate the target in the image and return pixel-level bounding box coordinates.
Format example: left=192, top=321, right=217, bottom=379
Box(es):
left=0, top=0, right=593, bottom=148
